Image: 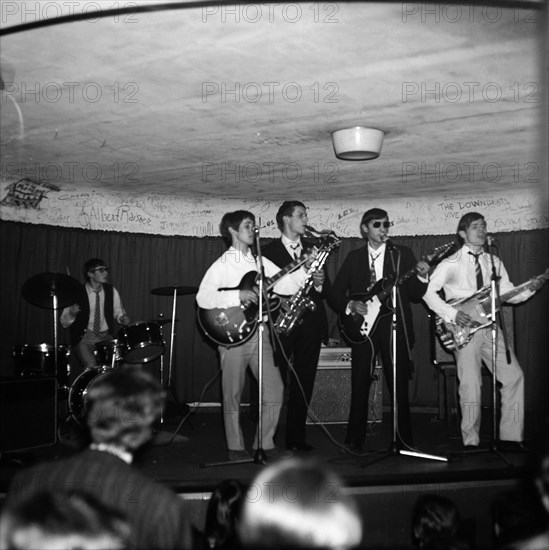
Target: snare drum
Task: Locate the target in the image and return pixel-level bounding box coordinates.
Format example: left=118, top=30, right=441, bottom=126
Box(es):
left=68, top=367, right=111, bottom=424
left=13, top=343, right=70, bottom=387
left=94, top=339, right=124, bottom=368
left=118, top=321, right=164, bottom=364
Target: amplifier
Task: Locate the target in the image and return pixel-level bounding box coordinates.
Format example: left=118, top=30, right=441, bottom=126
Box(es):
left=0, top=377, right=57, bottom=451
left=308, top=347, right=383, bottom=424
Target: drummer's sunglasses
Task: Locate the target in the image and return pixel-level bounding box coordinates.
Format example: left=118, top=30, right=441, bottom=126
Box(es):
left=93, top=267, right=109, bottom=273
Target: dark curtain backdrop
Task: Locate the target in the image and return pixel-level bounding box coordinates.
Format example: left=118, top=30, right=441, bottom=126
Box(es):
left=1, top=220, right=547, bottom=414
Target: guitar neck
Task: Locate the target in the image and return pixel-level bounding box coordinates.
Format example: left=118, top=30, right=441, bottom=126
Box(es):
left=480, top=276, right=540, bottom=308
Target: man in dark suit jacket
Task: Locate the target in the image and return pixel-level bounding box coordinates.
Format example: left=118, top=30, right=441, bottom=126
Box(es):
left=263, top=201, right=330, bottom=452
left=2, top=367, right=202, bottom=550
left=328, top=208, right=429, bottom=452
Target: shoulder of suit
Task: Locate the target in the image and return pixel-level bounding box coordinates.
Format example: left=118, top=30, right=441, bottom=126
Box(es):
left=344, top=246, right=368, bottom=261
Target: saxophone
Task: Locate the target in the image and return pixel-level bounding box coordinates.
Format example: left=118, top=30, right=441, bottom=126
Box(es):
left=274, top=229, right=340, bottom=336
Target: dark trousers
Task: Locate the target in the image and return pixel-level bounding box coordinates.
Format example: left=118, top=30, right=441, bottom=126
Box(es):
left=274, top=314, right=323, bottom=446
left=347, top=315, right=413, bottom=447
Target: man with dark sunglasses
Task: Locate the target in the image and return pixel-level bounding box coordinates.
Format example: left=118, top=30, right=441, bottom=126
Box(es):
left=60, top=258, right=130, bottom=376
left=328, top=208, right=429, bottom=453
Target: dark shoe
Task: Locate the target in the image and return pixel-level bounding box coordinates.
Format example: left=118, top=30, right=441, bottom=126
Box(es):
left=499, top=440, right=529, bottom=452
left=286, top=442, right=314, bottom=452
left=227, top=450, right=252, bottom=462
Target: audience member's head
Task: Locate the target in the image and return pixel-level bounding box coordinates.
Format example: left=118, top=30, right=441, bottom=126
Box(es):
left=492, top=488, right=549, bottom=549
left=411, top=494, right=461, bottom=548
left=239, top=458, right=362, bottom=549
left=0, top=489, right=131, bottom=549
left=204, top=479, right=245, bottom=549
left=85, top=366, right=164, bottom=451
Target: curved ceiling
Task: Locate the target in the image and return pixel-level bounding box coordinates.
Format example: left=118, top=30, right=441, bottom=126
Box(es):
left=0, top=1, right=546, bottom=203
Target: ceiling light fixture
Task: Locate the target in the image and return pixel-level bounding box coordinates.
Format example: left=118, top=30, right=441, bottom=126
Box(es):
left=331, top=126, right=385, bottom=161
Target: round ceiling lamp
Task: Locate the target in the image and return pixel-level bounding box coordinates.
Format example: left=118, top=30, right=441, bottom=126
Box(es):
left=331, top=127, right=385, bottom=161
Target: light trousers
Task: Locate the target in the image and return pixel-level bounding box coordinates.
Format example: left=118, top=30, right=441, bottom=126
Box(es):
left=454, top=327, right=524, bottom=446
left=219, top=331, right=283, bottom=451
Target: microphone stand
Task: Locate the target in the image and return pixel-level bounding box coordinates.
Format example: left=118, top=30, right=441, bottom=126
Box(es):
left=485, top=242, right=513, bottom=464
left=252, top=227, right=268, bottom=465
left=363, top=246, right=447, bottom=468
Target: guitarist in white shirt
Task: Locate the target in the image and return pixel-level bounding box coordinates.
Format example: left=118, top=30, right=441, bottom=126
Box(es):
left=196, top=210, right=313, bottom=462
left=329, top=208, right=430, bottom=453
left=423, top=212, right=545, bottom=450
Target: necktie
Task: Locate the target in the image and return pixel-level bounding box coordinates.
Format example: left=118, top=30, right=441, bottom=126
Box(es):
left=469, top=252, right=484, bottom=290
left=368, top=252, right=381, bottom=291
left=93, top=289, right=101, bottom=335
left=289, top=243, right=300, bottom=260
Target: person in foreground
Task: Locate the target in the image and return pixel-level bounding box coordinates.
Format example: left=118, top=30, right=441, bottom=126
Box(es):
left=2, top=367, right=202, bottom=550
left=238, top=457, right=363, bottom=549
left=423, top=212, right=546, bottom=450
left=0, top=490, right=131, bottom=550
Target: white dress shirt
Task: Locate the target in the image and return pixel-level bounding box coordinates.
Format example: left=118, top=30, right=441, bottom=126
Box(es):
left=423, top=244, right=535, bottom=323
left=196, top=247, right=308, bottom=310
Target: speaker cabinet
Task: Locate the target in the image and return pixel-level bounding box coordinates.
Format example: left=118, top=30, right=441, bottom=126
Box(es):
left=307, top=347, right=382, bottom=424
left=0, top=377, right=57, bottom=451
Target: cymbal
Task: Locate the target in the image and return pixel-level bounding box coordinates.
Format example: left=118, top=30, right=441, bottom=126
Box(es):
left=151, top=285, right=198, bottom=296
left=21, top=272, right=84, bottom=310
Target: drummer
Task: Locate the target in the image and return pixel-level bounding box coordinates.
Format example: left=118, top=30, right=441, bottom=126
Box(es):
left=60, top=258, right=130, bottom=376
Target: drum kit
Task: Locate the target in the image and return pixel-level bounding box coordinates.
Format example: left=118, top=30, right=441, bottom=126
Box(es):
left=17, top=272, right=197, bottom=425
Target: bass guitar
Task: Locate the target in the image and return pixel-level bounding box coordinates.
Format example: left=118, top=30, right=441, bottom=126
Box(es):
left=197, top=250, right=314, bottom=347
left=435, top=268, right=549, bottom=351
left=340, top=242, right=455, bottom=345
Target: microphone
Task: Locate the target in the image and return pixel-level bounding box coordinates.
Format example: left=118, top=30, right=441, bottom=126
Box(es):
left=252, top=225, right=260, bottom=234
left=383, top=238, right=396, bottom=250
left=486, top=236, right=497, bottom=246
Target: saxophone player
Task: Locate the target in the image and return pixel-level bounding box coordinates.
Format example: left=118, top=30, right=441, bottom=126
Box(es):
left=263, top=201, right=330, bottom=452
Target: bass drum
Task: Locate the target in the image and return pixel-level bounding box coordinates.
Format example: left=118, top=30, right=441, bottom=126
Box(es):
left=13, top=343, right=71, bottom=388
left=68, top=367, right=112, bottom=425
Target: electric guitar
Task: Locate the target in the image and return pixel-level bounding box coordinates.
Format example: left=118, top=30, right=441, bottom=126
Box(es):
left=435, top=268, right=549, bottom=351
left=197, top=250, right=315, bottom=347
left=340, top=242, right=455, bottom=345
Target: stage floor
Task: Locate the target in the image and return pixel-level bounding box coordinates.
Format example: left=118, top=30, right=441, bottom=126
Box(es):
left=1, top=406, right=536, bottom=492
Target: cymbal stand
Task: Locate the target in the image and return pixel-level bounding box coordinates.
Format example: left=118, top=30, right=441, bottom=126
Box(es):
left=157, top=315, right=167, bottom=424
left=362, top=248, right=447, bottom=468
left=52, top=293, right=59, bottom=381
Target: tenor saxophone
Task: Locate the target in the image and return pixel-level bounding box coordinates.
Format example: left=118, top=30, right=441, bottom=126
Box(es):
left=274, top=230, right=339, bottom=336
